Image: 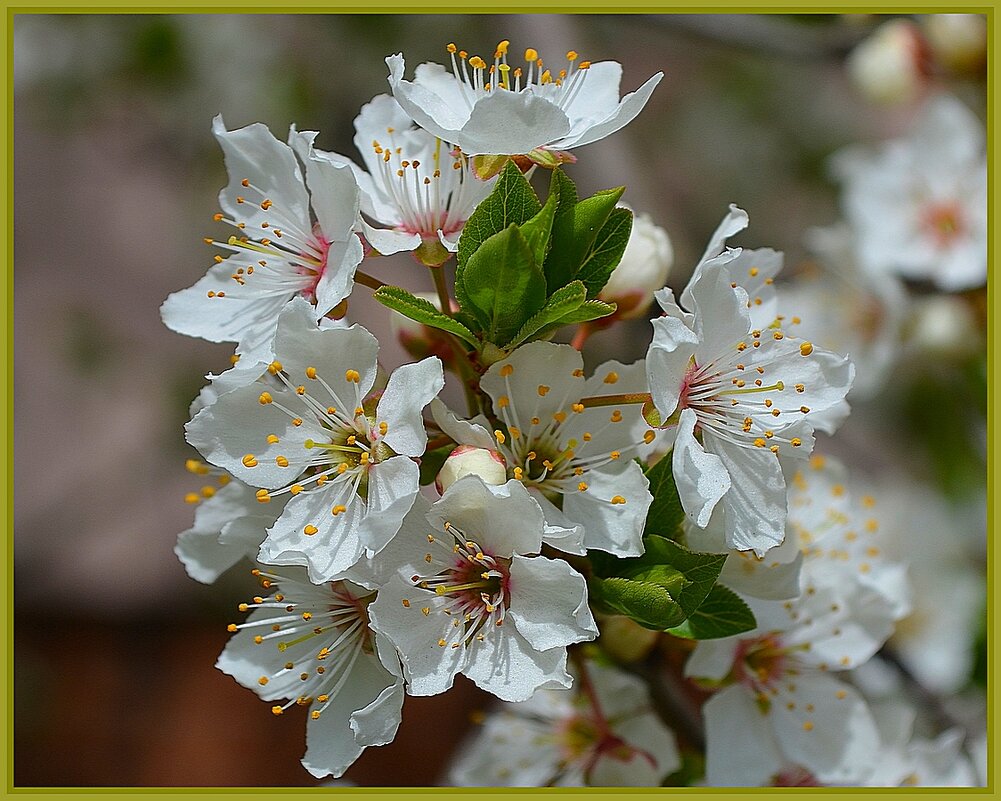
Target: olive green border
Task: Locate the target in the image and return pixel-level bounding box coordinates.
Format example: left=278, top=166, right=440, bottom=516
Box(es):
left=3, top=4, right=996, bottom=800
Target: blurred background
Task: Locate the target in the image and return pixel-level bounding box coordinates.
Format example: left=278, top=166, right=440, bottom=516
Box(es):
left=13, top=13, right=987, bottom=786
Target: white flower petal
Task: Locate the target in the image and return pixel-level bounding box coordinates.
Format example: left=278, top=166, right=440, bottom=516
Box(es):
left=703, top=686, right=785, bottom=786
left=507, top=554, right=597, bottom=651
left=672, top=409, right=731, bottom=529
left=375, top=357, right=445, bottom=457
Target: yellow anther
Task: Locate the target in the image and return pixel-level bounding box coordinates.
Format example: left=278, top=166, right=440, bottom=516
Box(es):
left=266, top=434, right=280, bottom=445
left=360, top=452, right=370, bottom=464
left=446, top=42, right=457, bottom=53
left=566, top=50, right=578, bottom=60
left=553, top=411, right=567, bottom=423
left=499, top=364, right=514, bottom=377
left=571, top=403, right=585, bottom=413
left=345, top=369, right=360, bottom=383
left=754, top=438, right=766, bottom=448
left=803, top=721, right=814, bottom=732
left=603, top=371, right=619, bottom=384
left=253, top=635, right=263, bottom=644
left=184, top=492, right=200, bottom=504
left=242, top=454, right=258, bottom=468
left=800, top=342, right=814, bottom=356
left=268, top=361, right=283, bottom=375
left=469, top=56, right=487, bottom=69
left=609, top=451, right=621, bottom=460
left=644, top=430, right=656, bottom=444
left=497, top=395, right=510, bottom=408
left=379, top=421, right=388, bottom=435
left=749, top=267, right=759, bottom=277
left=258, top=391, right=273, bottom=405
left=271, top=706, right=284, bottom=716
left=770, top=445, right=780, bottom=454
left=578, top=482, right=588, bottom=492
left=610, top=495, right=626, bottom=505
left=737, top=342, right=747, bottom=351
left=275, top=455, right=289, bottom=467
left=800, top=406, right=811, bottom=414
left=296, top=385, right=305, bottom=395
left=494, top=430, right=506, bottom=444
left=256, top=489, right=271, bottom=503
left=537, top=385, right=550, bottom=396
left=336, top=464, right=348, bottom=474
left=331, top=505, right=347, bottom=516
left=513, top=467, right=523, bottom=480
left=791, top=438, right=802, bottom=447
left=610, top=410, right=623, bottom=423
left=227, top=623, right=238, bottom=632
left=292, top=417, right=303, bottom=426
left=579, top=61, right=590, bottom=69
left=257, top=676, right=269, bottom=686
left=582, top=433, right=592, bottom=442
left=773, top=331, right=784, bottom=340
left=303, top=525, right=318, bottom=536
left=525, top=48, right=538, bottom=61
left=201, top=485, right=216, bottom=498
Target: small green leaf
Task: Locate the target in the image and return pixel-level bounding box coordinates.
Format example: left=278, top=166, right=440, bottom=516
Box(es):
left=590, top=576, right=687, bottom=631
left=461, top=225, right=547, bottom=345
left=667, top=584, right=757, bottom=640
left=542, top=168, right=579, bottom=290
left=503, top=280, right=587, bottom=350
left=576, top=206, right=633, bottom=298
left=566, top=186, right=626, bottom=276
left=531, top=298, right=618, bottom=342
left=373, top=286, right=479, bottom=348
left=457, top=161, right=541, bottom=272
left=644, top=450, right=685, bottom=540
left=518, top=187, right=558, bottom=266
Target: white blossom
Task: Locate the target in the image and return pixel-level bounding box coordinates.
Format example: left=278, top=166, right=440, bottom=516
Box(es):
left=160, top=116, right=364, bottom=361
left=368, top=477, right=597, bottom=702
left=646, top=208, right=854, bottom=555
left=185, top=297, right=444, bottom=582
left=386, top=40, right=662, bottom=156
left=846, top=19, right=929, bottom=106
left=432, top=341, right=654, bottom=556
left=218, top=565, right=404, bottom=779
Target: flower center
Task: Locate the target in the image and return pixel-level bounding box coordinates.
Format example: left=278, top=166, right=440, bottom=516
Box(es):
left=733, top=634, right=791, bottom=693
left=247, top=362, right=397, bottom=509
left=370, top=134, right=477, bottom=237
left=409, top=521, right=512, bottom=650
left=920, top=201, right=965, bottom=248
left=444, top=40, right=591, bottom=109
left=205, top=178, right=331, bottom=303
left=227, top=571, right=374, bottom=722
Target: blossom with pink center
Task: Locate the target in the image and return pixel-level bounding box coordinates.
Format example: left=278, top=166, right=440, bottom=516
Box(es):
left=291, top=94, right=493, bottom=257
left=185, top=298, right=444, bottom=583
left=832, top=93, right=986, bottom=291
left=161, top=116, right=364, bottom=361
left=646, top=217, right=854, bottom=554
left=218, top=564, right=404, bottom=779
left=367, top=477, right=597, bottom=702
left=447, top=663, right=679, bottom=786
left=687, top=571, right=892, bottom=786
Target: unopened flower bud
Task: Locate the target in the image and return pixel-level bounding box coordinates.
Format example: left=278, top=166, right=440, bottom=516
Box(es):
left=600, top=209, right=673, bottom=319
left=907, top=294, right=979, bottom=358
left=922, top=14, right=987, bottom=74
left=435, top=446, right=507, bottom=494
left=847, top=19, right=930, bottom=106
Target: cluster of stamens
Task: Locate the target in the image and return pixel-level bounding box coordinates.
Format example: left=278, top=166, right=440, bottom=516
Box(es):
left=182, top=458, right=232, bottom=505
left=402, top=522, right=511, bottom=651
left=445, top=40, right=591, bottom=108
left=226, top=570, right=374, bottom=721
left=369, top=131, right=476, bottom=237
left=490, top=363, right=655, bottom=507
left=204, top=177, right=330, bottom=303
left=243, top=362, right=392, bottom=529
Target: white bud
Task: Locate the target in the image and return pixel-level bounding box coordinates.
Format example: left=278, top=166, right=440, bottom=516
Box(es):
left=847, top=19, right=928, bottom=106
left=600, top=209, right=673, bottom=319
left=923, top=14, right=987, bottom=74
left=435, top=446, right=507, bottom=494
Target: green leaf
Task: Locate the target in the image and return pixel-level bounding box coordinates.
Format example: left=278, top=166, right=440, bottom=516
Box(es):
left=518, top=187, right=558, bottom=266
left=373, top=286, right=479, bottom=348
left=460, top=225, right=547, bottom=345
left=667, top=584, right=756, bottom=640
left=576, top=206, right=633, bottom=298
left=589, top=576, right=687, bottom=631
left=622, top=536, right=725, bottom=617
left=530, top=298, right=618, bottom=342
left=456, top=161, right=541, bottom=272
left=542, top=168, right=579, bottom=290
left=503, top=280, right=587, bottom=350
left=566, top=186, right=625, bottom=276
left=644, top=450, right=685, bottom=540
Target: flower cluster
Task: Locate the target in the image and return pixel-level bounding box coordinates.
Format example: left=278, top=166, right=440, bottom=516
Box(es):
left=163, top=36, right=982, bottom=787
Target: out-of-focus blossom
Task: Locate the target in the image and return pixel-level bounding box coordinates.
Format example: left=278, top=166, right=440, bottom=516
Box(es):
left=447, top=663, right=680, bottom=786
left=832, top=94, right=987, bottom=291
